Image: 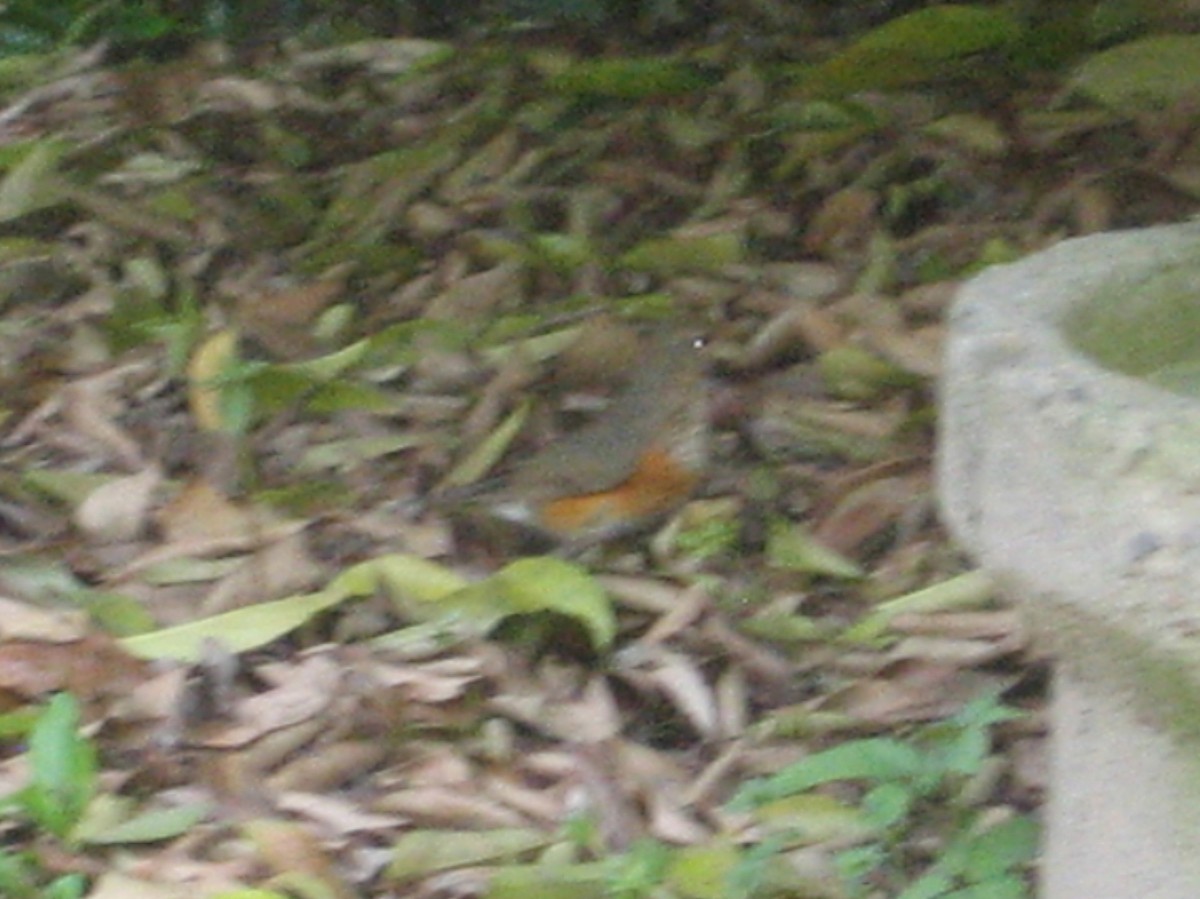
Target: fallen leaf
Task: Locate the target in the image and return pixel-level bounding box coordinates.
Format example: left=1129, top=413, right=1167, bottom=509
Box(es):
left=187, top=329, right=241, bottom=433
left=203, top=655, right=341, bottom=749
left=0, top=596, right=88, bottom=642
left=0, top=633, right=147, bottom=703
left=157, top=479, right=262, bottom=545
left=75, top=466, right=162, bottom=542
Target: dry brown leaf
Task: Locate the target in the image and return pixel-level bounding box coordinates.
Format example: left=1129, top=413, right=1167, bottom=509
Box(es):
left=236, top=273, right=347, bottom=360
left=85, top=872, right=199, bottom=899
left=202, top=655, right=341, bottom=749
left=886, top=634, right=1018, bottom=668
left=440, top=129, right=521, bottom=204
left=565, top=742, right=644, bottom=851
left=0, top=634, right=147, bottom=704
left=638, top=582, right=709, bottom=644
left=276, top=791, right=406, bottom=836
left=457, top=351, right=537, bottom=446
left=157, top=479, right=261, bottom=545
left=489, top=673, right=621, bottom=743
left=865, top=322, right=944, bottom=379
left=60, top=368, right=147, bottom=469
left=715, top=665, right=750, bottom=739
left=197, top=718, right=331, bottom=804
left=699, top=616, right=796, bottom=685
left=646, top=789, right=710, bottom=844
left=60, top=185, right=194, bottom=246
left=598, top=574, right=686, bottom=614
left=75, top=465, right=162, bottom=542
left=367, top=656, right=485, bottom=704
left=742, top=303, right=846, bottom=369
left=611, top=645, right=718, bottom=739
left=816, top=659, right=1009, bottom=725
left=804, top=187, right=879, bottom=257
left=0, top=596, right=88, bottom=642
left=372, top=786, right=529, bottom=829
left=108, top=667, right=189, bottom=733
left=482, top=773, right=563, bottom=825
left=197, top=76, right=284, bottom=113
left=244, top=818, right=356, bottom=899
left=887, top=609, right=1025, bottom=640
left=201, top=531, right=323, bottom=615
left=813, top=475, right=920, bottom=555
left=424, top=264, right=522, bottom=325
left=384, top=742, right=475, bottom=789
left=111, top=516, right=306, bottom=583
left=267, top=740, right=387, bottom=793
left=1009, top=735, right=1049, bottom=800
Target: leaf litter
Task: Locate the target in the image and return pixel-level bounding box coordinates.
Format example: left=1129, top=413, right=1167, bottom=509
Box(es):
left=0, top=10, right=1196, bottom=897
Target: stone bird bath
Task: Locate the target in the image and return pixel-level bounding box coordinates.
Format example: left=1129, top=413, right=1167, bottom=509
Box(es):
left=939, top=223, right=1200, bottom=899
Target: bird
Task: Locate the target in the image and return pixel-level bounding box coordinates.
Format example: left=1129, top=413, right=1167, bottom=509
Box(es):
left=476, top=329, right=710, bottom=546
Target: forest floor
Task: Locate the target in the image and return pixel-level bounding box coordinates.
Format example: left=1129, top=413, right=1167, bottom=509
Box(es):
left=0, top=12, right=1197, bottom=899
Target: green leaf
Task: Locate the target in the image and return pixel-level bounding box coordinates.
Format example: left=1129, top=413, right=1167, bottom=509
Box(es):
left=751, top=792, right=875, bottom=843
left=939, top=875, right=1029, bottom=898
left=284, top=338, right=371, bottom=380
left=372, top=554, right=471, bottom=604
left=43, top=873, right=86, bottom=899
left=900, top=816, right=1036, bottom=899
left=921, top=694, right=1024, bottom=779
left=852, top=4, right=1022, bottom=58
left=441, top=400, right=530, bottom=489
left=387, top=828, right=551, bottom=884
left=861, top=781, right=915, bottom=830
left=493, top=556, right=616, bottom=651
left=0, top=554, right=151, bottom=635
left=372, top=556, right=615, bottom=654
left=665, top=841, right=739, bottom=899
left=121, top=553, right=611, bottom=664
left=0, top=706, right=39, bottom=740
left=306, top=379, right=400, bottom=414
left=836, top=844, right=887, bottom=891
left=0, top=139, right=67, bottom=221
left=605, top=839, right=671, bottom=898
left=766, top=520, right=863, bottom=580
left=20, top=469, right=113, bottom=507
left=732, top=738, right=924, bottom=809
left=959, top=815, right=1040, bottom=882
left=0, top=845, right=39, bottom=895
left=841, top=571, right=996, bottom=644
left=803, top=5, right=1024, bottom=94
left=1071, top=35, right=1200, bottom=114
left=299, top=434, right=423, bottom=473
left=484, top=860, right=611, bottom=899
left=78, top=801, right=210, bottom=845
left=120, top=586, right=351, bottom=661
left=373, top=555, right=505, bottom=644
left=898, top=867, right=956, bottom=899
left=619, top=231, right=744, bottom=276
left=954, top=693, right=1025, bottom=731
left=819, top=345, right=919, bottom=400
left=542, top=55, right=715, bottom=99
left=22, top=693, right=96, bottom=840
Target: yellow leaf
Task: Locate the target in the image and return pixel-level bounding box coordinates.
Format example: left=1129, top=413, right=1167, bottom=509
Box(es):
left=187, top=328, right=240, bottom=432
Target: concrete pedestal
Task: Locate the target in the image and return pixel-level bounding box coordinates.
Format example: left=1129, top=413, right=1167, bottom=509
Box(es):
left=939, top=223, right=1200, bottom=898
